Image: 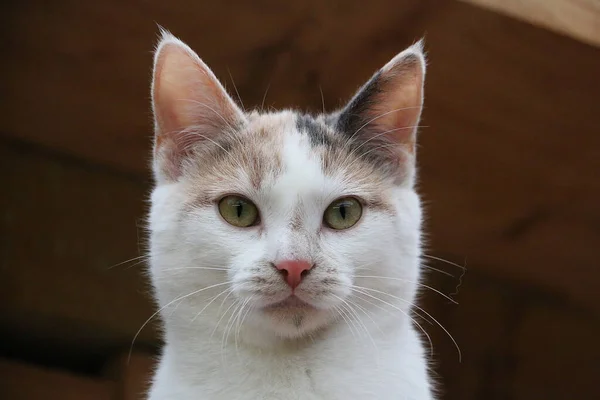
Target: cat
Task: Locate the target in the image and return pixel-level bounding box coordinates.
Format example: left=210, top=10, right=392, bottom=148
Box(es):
left=147, top=30, right=434, bottom=399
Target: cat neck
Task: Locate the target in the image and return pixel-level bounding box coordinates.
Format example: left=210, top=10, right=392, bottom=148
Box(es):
left=149, top=318, right=431, bottom=400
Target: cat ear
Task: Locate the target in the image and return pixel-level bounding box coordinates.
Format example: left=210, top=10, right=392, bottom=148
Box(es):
left=336, top=40, right=426, bottom=180
left=151, top=30, right=245, bottom=183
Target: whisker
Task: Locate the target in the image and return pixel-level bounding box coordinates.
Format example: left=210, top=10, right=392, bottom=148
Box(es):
left=161, top=266, right=228, bottom=272
left=178, top=99, right=237, bottom=133
left=354, top=257, right=455, bottom=279
left=352, top=285, right=461, bottom=362
left=338, top=299, right=363, bottom=339
left=341, top=143, right=398, bottom=173
left=353, top=275, right=458, bottom=304
left=189, top=284, right=240, bottom=324
left=214, top=283, right=239, bottom=320
left=343, top=296, right=385, bottom=336
left=343, top=106, right=423, bottom=149
left=122, top=259, right=151, bottom=271
left=451, top=259, right=467, bottom=297
left=236, top=296, right=255, bottom=344
left=227, top=68, right=245, bottom=111
left=333, top=294, right=378, bottom=353
left=211, top=295, right=240, bottom=340
left=340, top=141, right=394, bottom=170
left=234, top=297, right=253, bottom=354
left=178, top=127, right=247, bottom=173
left=319, top=85, right=326, bottom=114
left=260, top=82, right=271, bottom=111
left=128, top=280, right=234, bottom=363
left=350, top=288, right=434, bottom=359
left=178, top=130, right=229, bottom=153
left=221, top=300, right=243, bottom=364
left=107, top=255, right=149, bottom=270
left=421, top=263, right=455, bottom=278
left=340, top=125, right=426, bottom=169
left=334, top=305, right=357, bottom=339
left=422, top=254, right=467, bottom=271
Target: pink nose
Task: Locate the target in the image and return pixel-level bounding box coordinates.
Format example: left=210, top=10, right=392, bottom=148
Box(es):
left=275, top=260, right=313, bottom=289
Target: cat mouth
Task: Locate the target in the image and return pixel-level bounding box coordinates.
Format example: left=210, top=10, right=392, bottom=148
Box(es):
left=263, top=295, right=315, bottom=311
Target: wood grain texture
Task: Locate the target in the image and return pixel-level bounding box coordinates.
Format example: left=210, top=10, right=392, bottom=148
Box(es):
left=433, top=278, right=517, bottom=399
left=104, top=353, right=156, bottom=400
left=1, top=0, right=599, bottom=324
left=0, top=358, right=114, bottom=400
left=0, top=141, right=158, bottom=360
left=461, top=0, right=600, bottom=47
left=513, top=304, right=600, bottom=398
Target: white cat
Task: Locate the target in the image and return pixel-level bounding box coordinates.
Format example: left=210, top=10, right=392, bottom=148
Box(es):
left=147, top=30, right=434, bottom=399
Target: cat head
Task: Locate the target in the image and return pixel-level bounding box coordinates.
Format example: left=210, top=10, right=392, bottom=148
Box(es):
left=148, top=31, right=425, bottom=343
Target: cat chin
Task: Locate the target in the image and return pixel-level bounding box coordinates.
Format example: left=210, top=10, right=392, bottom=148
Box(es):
left=253, top=303, right=333, bottom=339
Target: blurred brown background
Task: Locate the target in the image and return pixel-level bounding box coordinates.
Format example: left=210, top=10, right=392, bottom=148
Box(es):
left=1, top=1, right=599, bottom=399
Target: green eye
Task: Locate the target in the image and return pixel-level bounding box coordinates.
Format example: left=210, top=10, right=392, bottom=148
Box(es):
left=324, top=197, right=362, bottom=230
left=218, top=195, right=259, bottom=227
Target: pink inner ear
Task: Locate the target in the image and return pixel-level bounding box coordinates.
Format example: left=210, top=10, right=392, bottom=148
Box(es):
left=153, top=43, right=229, bottom=135
left=369, top=55, right=424, bottom=155
left=151, top=35, right=243, bottom=182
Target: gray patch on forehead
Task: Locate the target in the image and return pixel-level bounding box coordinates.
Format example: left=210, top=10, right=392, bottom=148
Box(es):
left=297, top=111, right=398, bottom=179
left=296, top=114, right=333, bottom=147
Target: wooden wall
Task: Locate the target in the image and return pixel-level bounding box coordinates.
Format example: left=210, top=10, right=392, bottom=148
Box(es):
left=1, top=1, right=599, bottom=399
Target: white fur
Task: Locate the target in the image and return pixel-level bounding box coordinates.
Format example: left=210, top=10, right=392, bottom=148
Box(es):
left=147, top=112, right=433, bottom=399
left=147, top=31, right=433, bottom=399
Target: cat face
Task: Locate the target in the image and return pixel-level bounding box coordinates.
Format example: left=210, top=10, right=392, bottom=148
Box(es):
left=149, top=32, right=425, bottom=341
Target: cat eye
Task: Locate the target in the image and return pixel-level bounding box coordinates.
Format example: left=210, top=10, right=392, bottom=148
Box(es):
left=218, top=195, right=260, bottom=228
left=323, top=197, right=362, bottom=230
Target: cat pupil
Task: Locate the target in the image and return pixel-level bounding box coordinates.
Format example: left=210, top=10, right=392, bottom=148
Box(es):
left=236, top=202, right=243, bottom=218
left=339, top=205, right=346, bottom=219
